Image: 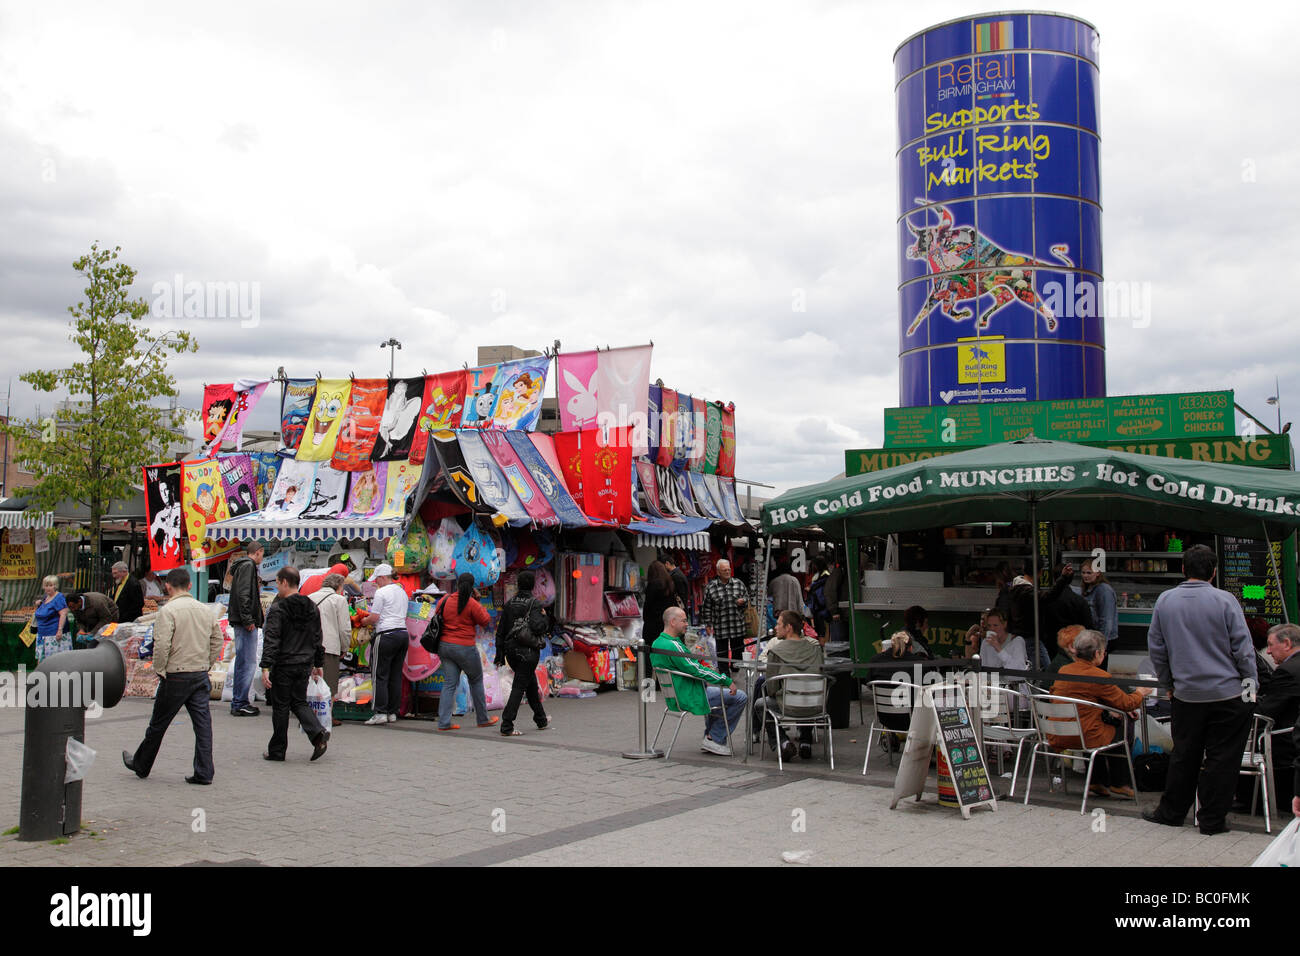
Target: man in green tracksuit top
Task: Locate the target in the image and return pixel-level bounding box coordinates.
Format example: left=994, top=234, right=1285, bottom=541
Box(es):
left=650, top=606, right=747, bottom=756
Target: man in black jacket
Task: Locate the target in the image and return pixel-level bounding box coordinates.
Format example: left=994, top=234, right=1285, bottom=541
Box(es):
left=259, top=566, right=328, bottom=761
left=111, top=562, right=145, bottom=623
left=493, top=570, right=551, bottom=737
left=1258, top=624, right=1300, bottom=809
left=227, top=542, right=265, bottom=717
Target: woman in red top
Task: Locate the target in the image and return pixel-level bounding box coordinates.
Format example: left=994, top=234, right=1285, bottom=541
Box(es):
left=436, top=573, right=499, bottom=731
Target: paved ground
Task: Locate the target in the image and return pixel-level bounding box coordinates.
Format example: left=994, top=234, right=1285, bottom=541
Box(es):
left=0, top=686, right=1277, bottom=866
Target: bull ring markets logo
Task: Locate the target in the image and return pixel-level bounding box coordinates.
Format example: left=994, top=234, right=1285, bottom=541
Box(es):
left=50, top=886, right=151, bottom=936
left=957, top=336, right=1005, bottom=385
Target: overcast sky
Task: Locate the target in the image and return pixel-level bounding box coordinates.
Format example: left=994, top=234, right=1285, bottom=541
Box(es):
left=2, top=1, right=1297, bottom=497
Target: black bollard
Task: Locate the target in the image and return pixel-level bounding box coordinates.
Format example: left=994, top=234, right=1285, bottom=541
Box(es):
left=19, top=636, right=127, bottom=841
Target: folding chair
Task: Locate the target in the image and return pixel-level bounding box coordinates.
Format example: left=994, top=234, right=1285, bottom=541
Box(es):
left=1023, top=693, right=1140, bottom=814
left=862, top=680, right=920, bottom=774
left=650, top=666, right=730, bottom=758
left=1241, top=714, right=1277, bottom=833
left=1188, top=714, right=1278, bottom=833
left=759, top=673, right=834, bottom=771
left=980, top=685, right=1038, bottom=797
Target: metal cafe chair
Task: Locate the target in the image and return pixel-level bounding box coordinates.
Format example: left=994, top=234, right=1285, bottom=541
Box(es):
left=650, top=667, right=731, bottom=759
left=980, top=685, right=1038, bottom=797
left=1023, top=693, right=1140, bottom=815
left=862, top=680, right=921, bottom=774
left=1191, top=714, right=1279, bottom=833
left=1242, top=714, right=1278, bottom=833
left=759, top=673, right=835, bottom=771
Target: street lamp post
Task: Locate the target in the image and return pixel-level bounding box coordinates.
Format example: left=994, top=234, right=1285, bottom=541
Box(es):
left=1267, top=376, right=1281, bottom=434
left=380, top=338, right=402, bottom=377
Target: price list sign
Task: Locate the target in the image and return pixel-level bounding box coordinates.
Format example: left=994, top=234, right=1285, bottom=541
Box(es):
left=1219, top=536, right=1284, bottom=625
left=936, top=697, right=995, bottom=812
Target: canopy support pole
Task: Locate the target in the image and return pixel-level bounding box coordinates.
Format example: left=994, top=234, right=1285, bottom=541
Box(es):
left=844, top=524, right=858, bottom=656
left=1029, top=495, right=1041, bottom=672
left=1262, top=522, right=1290, bottom=624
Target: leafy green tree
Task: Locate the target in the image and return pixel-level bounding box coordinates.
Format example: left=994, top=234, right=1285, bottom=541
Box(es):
left=0, top=242, right=198, bottom=573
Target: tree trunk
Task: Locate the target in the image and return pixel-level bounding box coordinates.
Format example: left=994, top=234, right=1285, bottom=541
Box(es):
left=90, top=495, right=103, bottom=592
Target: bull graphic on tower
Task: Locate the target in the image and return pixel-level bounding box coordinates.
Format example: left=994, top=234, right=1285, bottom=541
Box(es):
left=905, top=201, right=1073, bottom=336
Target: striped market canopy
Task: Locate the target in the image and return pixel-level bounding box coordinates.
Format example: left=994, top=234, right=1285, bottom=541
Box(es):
left=205, top=515, right=403, bottom=543
left=635, top=532, right=711, bottom=551
left=0, top=509, right=54, bottom=530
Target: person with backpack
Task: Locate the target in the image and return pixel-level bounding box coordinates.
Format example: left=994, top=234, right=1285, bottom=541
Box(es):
left=493, top=570, right=553, bottom=737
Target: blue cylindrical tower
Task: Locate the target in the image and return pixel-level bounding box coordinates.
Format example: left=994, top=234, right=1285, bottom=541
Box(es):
left=896, top=11, right=1104, bottom=407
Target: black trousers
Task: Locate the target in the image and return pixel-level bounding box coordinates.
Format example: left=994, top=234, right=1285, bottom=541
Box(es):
left=500, top=650, right=546, bottom=733
left=373, top=629, right=407, bottom=716
left=266, top=664, right=324, bottom=759
left=1155, top=696, right=1254, bottom=830
left=722, top=634, right=746, bottom=671
left=132, top=671, right=214, bottom=782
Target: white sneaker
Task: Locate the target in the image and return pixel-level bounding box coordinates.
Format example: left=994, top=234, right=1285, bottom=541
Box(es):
left=363, top=713, right=388, bottom=726
left=387, top=713, right=397, bottom=723
left=700, top=737, right=733, bottom=756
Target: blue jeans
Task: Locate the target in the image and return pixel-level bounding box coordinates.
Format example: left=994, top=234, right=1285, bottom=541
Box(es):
left=437, top=642, right=489, bottom=728
left=230, top=625, right=258, bottom=711
left=704, top=685, right=748, bottom=744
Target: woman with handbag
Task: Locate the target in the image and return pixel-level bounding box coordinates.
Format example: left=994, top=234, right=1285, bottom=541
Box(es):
left=434, top=573, right=498, bottom=731
left=32, top=575, right=68, bottom=662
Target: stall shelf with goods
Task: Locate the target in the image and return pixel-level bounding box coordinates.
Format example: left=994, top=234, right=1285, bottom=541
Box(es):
left=764, top=436, right=1300, bottom=673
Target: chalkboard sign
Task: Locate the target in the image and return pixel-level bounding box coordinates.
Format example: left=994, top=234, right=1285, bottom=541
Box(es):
left=889, top=684, right=997, bottom=819
left=935, top=694, right=996, bottom=812
left=1219, top=536, right=1284, bottom=625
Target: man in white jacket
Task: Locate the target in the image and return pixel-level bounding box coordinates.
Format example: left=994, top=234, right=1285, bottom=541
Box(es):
left=308, top=573, right=353, bottom=705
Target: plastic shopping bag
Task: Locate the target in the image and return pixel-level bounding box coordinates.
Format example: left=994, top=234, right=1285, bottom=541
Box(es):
left=304, top=675, right=333, bottom=735
left=65, top=737, right=97, bottom=783
left=454, top=672, right=469, bottom=715
left=1250, top=818, right=1300, bottom=867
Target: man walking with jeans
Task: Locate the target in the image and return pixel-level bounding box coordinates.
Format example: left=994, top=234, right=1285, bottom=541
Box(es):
left=259, top=566, right=328, bottom=762
left=1144, top=544, right=1257, bottom=835
left=122, top=568, right=223, bottom=784
left=227, top=541, right=265, bottom=717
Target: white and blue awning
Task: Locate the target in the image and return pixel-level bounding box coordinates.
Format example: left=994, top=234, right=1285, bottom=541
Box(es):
left=205, top=515, right=402, bottom=543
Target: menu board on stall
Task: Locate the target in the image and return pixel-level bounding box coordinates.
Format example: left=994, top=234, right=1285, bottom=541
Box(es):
left=1219, top=537, right=1285, bottom=625
left=882, top=391, right=1235, bottom=449
left=935, top=695, right=996, bottom=816
left=1036, top=522, right=1052, bottom=589
left=890, top=686, right=996, bottom=819
left=0, top=529, right=37, bottom=580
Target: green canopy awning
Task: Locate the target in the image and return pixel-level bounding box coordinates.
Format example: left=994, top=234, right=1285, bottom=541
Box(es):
left=762, top=437, right=1300, bottom=540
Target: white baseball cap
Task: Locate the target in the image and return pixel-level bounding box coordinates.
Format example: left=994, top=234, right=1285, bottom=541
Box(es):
left=372, top=564, right=394, bottom=579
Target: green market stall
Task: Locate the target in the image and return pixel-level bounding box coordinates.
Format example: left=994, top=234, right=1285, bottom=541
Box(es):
left=761, top=436, right=1300, bottom=668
